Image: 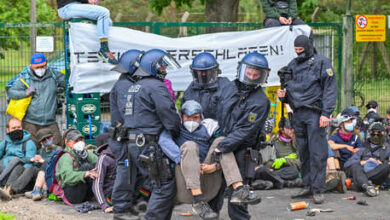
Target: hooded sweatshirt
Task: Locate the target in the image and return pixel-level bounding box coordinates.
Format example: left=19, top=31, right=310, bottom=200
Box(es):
left=0, top=130, right=37, bottom=168
left=92, top=143, right=116, bottom=211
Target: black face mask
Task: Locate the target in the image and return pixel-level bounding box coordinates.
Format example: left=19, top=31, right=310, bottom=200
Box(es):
left=8, top=129, right=23, bottom=141
left=294, top=35, right=314, bottom=63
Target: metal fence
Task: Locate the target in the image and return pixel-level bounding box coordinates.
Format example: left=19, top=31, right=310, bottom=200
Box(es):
left=0, top=21, right=343, bottom=140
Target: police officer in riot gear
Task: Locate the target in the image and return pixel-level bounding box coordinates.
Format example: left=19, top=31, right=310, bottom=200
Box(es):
left=216, top=52, right=271, bottom=220
left=277, top=35, right=337, bottom=204
left=183, top=52, right=232, bottom=120
left=110, top=48, right=181, bottom=220
left=109, top=49, right=144, bottom=219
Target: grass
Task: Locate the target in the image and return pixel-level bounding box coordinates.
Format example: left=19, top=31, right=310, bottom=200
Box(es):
left=0, top=211, right=15, bottom=220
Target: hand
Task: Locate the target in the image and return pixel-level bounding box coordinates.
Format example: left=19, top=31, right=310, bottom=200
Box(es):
left=84, top=168, right=99, bottom=179
left=277, top=89, right=286, bottom=98
left=104, top=206, right=113, bottom=213
left=287, top=17, right=292, bottom=24
left=272, top=158, right=286, bottom=169
left=279, top=17, right=289, bottom=24
left=319, top=116, right=329, bottom=127
left=200, top=164, right=217, bottom=174
left=34, top=155, right=44, bottom=163
left=88, top=0, right=99, bottom=4
left=25, top=86, right=36, bottom=96
left=345, top=145, right=355, bottom=153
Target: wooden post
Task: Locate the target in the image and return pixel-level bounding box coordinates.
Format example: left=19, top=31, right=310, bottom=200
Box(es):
left=378, top=42, right=390, bottom=76
left=30, top=0, right=37, bottom=54
left=342, top=0, right=354, bottom=109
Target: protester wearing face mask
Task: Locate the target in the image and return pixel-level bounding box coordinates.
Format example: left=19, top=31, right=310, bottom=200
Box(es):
left=328, top=109, right=363, bottom=169
left=24, top=128, right=62, bottom=201
left=252, top=118, right=302, bottom=190
left=6, top=53, right=65, bottom=147
left=344, top=122, right=390, bottom=197
left=158, top=100, right=261, bottom=220
left=0, top=117, right=37, bottom=201
left=55, top=129, right=98, bottom=204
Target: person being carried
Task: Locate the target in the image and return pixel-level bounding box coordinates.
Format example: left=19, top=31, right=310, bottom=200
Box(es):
left=159, top=100, right=261, bottom=220
left=56, top=0, right=118, bottom=64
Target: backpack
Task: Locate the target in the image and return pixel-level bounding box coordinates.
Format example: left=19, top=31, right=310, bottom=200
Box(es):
left=2, top=138, right=31, bottom=156
left=45, top=150, right=79, bottom=206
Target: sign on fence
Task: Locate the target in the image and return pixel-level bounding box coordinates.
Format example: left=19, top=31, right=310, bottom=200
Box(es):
left=68, top=23, right=311, bottom=93
left=355, top=15, right=386, bottom=42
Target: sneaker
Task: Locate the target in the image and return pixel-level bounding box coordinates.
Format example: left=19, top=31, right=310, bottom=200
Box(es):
left=313, top=193, right=325, bottom=204
left=336, top=171, right=347, bottom=193
left=25, top=190, right=33, bottom=199
left=325, top=178, right=339, bottom=192
left=31, top=190, right=43, bottom=201
left=251, top=180, right=273, bottom=190
left=230, top=185, right=262, bottom=205
left=291, top=187, right=312, bottom=198
left=0, top=186, right=12, bottom=201
left=134, top=200, right=148, bottom=213
left=113, top=213, right=140, bottom=220
left=362, top=184, right=377, bottom=197
left=97, top=49, right=119, bottom=65
left=192, top=201, right=218, bottom=220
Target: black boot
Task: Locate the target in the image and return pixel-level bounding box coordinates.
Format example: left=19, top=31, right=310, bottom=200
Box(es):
left=251, top=180, right=273, bottom=190
left=192, top=201, right=218, bottom=220
left=291, top=186, right=312, bottom=198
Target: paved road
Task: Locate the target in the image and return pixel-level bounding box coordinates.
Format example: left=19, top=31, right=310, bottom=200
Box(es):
left=2, top=188, right=389, bottom=220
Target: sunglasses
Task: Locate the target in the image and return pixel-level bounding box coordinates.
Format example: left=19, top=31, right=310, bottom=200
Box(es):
left=371, top=132, right=383, bottom=137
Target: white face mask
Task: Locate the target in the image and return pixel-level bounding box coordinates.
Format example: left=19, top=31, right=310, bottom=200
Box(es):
left=183, top=121, right=200, bottom=133
left=73, top=141, right=85, bottom=152
left=34, top=68, right=46, bottom=77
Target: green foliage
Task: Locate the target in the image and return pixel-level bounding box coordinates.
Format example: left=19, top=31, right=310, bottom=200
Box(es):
left=0, top=211, right=15, bottom=220
left=150, top=0, right=193, bottom=15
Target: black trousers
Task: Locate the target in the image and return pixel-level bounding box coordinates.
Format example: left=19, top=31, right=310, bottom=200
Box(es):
left=346, top=163, right=390, bottom=189
left=63, top=181, right=93, bottom=204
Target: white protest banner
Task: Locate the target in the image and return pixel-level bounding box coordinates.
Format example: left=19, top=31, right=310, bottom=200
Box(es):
left=69, top=23, right=311, bottom=93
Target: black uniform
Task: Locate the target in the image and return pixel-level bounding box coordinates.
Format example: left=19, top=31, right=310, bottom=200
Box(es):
left=109, top=75, right=181, bottom=219
left=182, top=77, right=232, bottom=120
left=284, top=50, right=337, bottom=193
left=217, top=80, right=270, bottom=220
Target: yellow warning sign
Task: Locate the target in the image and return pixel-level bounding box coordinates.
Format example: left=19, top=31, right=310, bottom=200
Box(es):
left=355, top=15, right=386, bottom=42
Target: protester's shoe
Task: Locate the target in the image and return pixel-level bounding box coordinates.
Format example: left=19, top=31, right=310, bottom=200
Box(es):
left=41, top=189, right=48, bottom=198
left=313, top=193, right=325, bottom=204
left=285, top=178, right=304, bottom=188
left=192, top=201, right=218, bottom=220
left=0, top=186, right=12, bottom=201
left=24, top=190, right=33, bottom=199
left=291, top=187, right=312, bottom=198
left=113, top=212, right=140, bottom=220
left=251, top=180, right=273, bottom=190
left=325, top=178, right=339, bottom=192
left=98, top=48, right=119, bottom=65
left=230, top=185, right=262, bottom=205
left=336, top=171, right=348, bottom=193
left=363, top=184, right=378, bottom=197
left=31, top=190, right=43, bottom=201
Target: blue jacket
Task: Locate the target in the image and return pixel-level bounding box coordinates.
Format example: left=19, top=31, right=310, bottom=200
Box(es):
left=0, top=130, right=37, bottom=168
left=182, top=77, right=233, bottom=120
left=344, top=141, right=390, bottom=169
left=329, top=132, right=363, bottom=168
left=217, top=80, right=270, bottom=153
left=6, top=67, right=65, bottom=126
left=285, top=54, right=337, bottom=117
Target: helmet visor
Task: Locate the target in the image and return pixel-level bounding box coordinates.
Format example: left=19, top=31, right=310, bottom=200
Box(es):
left=238, top=63, right=269, bottom=86
left=155, top=54, right=181, bottom=74
left=191, top=68, right=218, bottom=84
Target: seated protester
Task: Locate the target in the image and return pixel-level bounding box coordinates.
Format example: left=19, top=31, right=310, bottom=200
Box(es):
left=344, top=122, right=390, bottom=197
left=253, top=118, right=302, bottom=190
left=325, top=145, right=348, bottom=193
left=328, top=109, right=362, bottom=169
left=56, top=129, right=98, bottom=204
left=24, top=128, right=62, bottom=201
left=261, top=0, right=306, bottom=28
left=0, top=117, right=37, bottom=201
left=92, top=133, right=116, bottom=213
left=159, top=100, right=261, bottom=220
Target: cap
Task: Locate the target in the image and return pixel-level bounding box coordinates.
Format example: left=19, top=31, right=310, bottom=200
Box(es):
left=95, top=133, right=110, bottom=148
left=181, top=100, right=203, bottom=116
left=36, top=128, right=53, bottom=143
left=369, top=122, right=386, bottom=133
left=65, top=128, right=84, bottom=142
left=364, top=160, right=380, bottom=173
left=31, top=53, right=47, bottom=68
left=366, top=100, right=378, bottom=109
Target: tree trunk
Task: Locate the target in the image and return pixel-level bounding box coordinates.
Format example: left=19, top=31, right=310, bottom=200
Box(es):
left=378, top=42, right=390, bottom=77
left=205, top=0, right=239, bottom=33
left=30, top=0, right=37, bottom=54
left=372, top=43, right=377, bottom=78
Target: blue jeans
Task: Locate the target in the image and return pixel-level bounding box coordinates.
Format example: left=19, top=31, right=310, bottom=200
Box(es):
left=58, top=2, right=112, bottom=39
